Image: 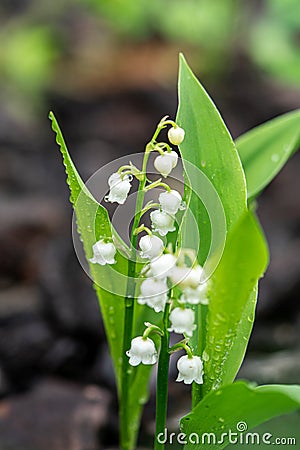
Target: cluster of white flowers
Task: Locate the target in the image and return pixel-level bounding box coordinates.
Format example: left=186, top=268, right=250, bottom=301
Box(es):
left=89, top=118, right=206, bottom=385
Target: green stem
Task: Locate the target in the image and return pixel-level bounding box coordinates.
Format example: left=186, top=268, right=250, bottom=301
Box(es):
left=120, top=130, right=158, bottom=449
left=192, top=304, right=208, bottom=408
left=155, top=301, right=171, bottom=450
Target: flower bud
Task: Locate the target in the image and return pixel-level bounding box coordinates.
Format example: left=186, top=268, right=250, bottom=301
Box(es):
left=159, top=189, right=182, bottom=216
left=168, top=307, right=196, bottom=337
left=180, top=284, right=209, bottom=305
left=126, top=336, right=158, bottom=366
left=137, top=278, right=168, bottom=313
left=150, top=210, right=176, bottom=236
left=168, top=126, right=185, bottom=145
left=89, top=239, right=116, bottom=265
left=154, top=151, right=178, bottom=177
left=176, top=355, right=203, bottom=384
left=106, top=172, right=131, bottom=204
left=139, top=234, right=164, bottom=260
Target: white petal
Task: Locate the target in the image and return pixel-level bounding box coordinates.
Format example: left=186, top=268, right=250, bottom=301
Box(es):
left=108, top=172, right=121, bottom=187
left=89, top=256, right=105, bottom=265
left=90, top=240, right=116, bottom=265
left=127, top=336, right=157, bottom=366
left=181, top=284, right=208, bottom=305
left=168, top=150, right=179, bottom=168
left=148, top=254, right=177, bottom=278
left=129, top=355, right=141, bottom=366
left=107, top=179, right=131, bottom=204
left=176, top=355, right=203, bottom=385
left=170, top=265, right=203, bottom=289
left=154, top=153, right=174, bottom=177
left=150, top=210, right=176, bottom=236
left=139, top=235, right=164, bottom=260
left=159, top=190, right=182, bottom=215
left=169, top=308, right=196, bottom=336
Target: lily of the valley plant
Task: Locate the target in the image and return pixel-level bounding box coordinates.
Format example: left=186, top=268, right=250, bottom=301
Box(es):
left=50, top=55, right=300, bottom=450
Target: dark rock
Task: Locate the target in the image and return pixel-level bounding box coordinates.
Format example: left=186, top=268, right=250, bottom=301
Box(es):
left=0, top=378, right=111, bottom=450
left=0, top=314, right=54, bottom=388
left=239, top=350, right=300, bottom=385
left=0, top=285, right=41, bottom=318
left=40, top=236, right=105, bottom=338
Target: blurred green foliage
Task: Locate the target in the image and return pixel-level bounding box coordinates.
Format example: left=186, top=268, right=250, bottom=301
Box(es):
left=86, top=0, right=238, bottom=75
left=0, top=26, right=57, bottom=94
left=249, top=0, right=300, bottom=87
left=0, top=0, right=298, bottom=118
left=86, top=0, right=236, bottom=44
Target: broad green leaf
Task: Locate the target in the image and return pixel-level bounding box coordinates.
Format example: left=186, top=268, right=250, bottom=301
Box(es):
left=49, top=112, right=126, bottom=383
left=181, top=381, right=300, bottom=450
left=235, top=109, right=300, bottom=199
left=203, top=212, right=268, bottom=394
left=177, top=54, right=247, bottom=265
left=176, top=55, right=255, bottom=397
left=49, top=112, right=153, bottom=448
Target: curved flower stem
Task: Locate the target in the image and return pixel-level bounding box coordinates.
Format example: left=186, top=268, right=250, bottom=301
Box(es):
left=155, top=299, right=171, bottom=450
left=120, top=122, right=164, bottom=449
left=192, top=303, right=208, bottom=408
left=144, top=180, right=171, bottom=192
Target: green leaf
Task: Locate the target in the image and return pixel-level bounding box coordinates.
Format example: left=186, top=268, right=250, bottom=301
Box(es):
left=49, top=112, right=153, bottom=447
left=235, top=109, right=300, bottom=199
left=176, top=55, right=261, bottom=397
left=49, top=111, right=126, bottom=385
left=181, top=381, right=300, bottom=450
left=203, top=212, right=268, bottom=394
left=176, top=54, right=247, bottom=264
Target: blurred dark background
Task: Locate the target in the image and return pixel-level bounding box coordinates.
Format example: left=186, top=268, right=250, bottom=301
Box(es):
left=0, top=1, right=299, bottom=449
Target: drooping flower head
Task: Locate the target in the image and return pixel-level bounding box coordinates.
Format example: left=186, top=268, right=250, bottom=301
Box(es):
left=126, top=336, right=158, bottom=366
left=176, top=355, right=203, bottom=384
left=168, top=307, right=196, bottom=337
left=139, top=234, right=164, bottom=260
left=106, top=172, right=132, bottom=204
left=137, top=278, right=168, bottom=313
left=89, top=239, right=116, bottom=265
left=180, top=283, right=209, bottom=305
left=147, top=253, right=177, bottom=279
left=154, top=150, right=178, bottom=177
left=150, top=210, right=176, bottom=236
left=170, top=265, right=203, bottom=290
left=159, top=189, right=182, bottom=216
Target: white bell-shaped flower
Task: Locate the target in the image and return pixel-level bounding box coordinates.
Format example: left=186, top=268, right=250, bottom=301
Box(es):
left=181, top=284, right=209, bottom=305
left=150, top=210, right=176, bottom=236
left=126, top=336, right=158, bottom=366
left=168, top=307, right=196, bottom=337
left=170, top=265, right=203, bottom=289
left=89, top=239, right=116, bottom=265
left=137, top=278, right=168, bottom=313
left=159, top=189, right=182, bottom=216
left=168, top=126, right=185, bottom=145
left=176, top=355, right=203, bottom=384
left=147, top=253, right=177, bottom=279
left=154, top=151, right=178, bottom=177
left=139, top=234, right=164, bottom=260
left=106, top=172, right=131, bottom=204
